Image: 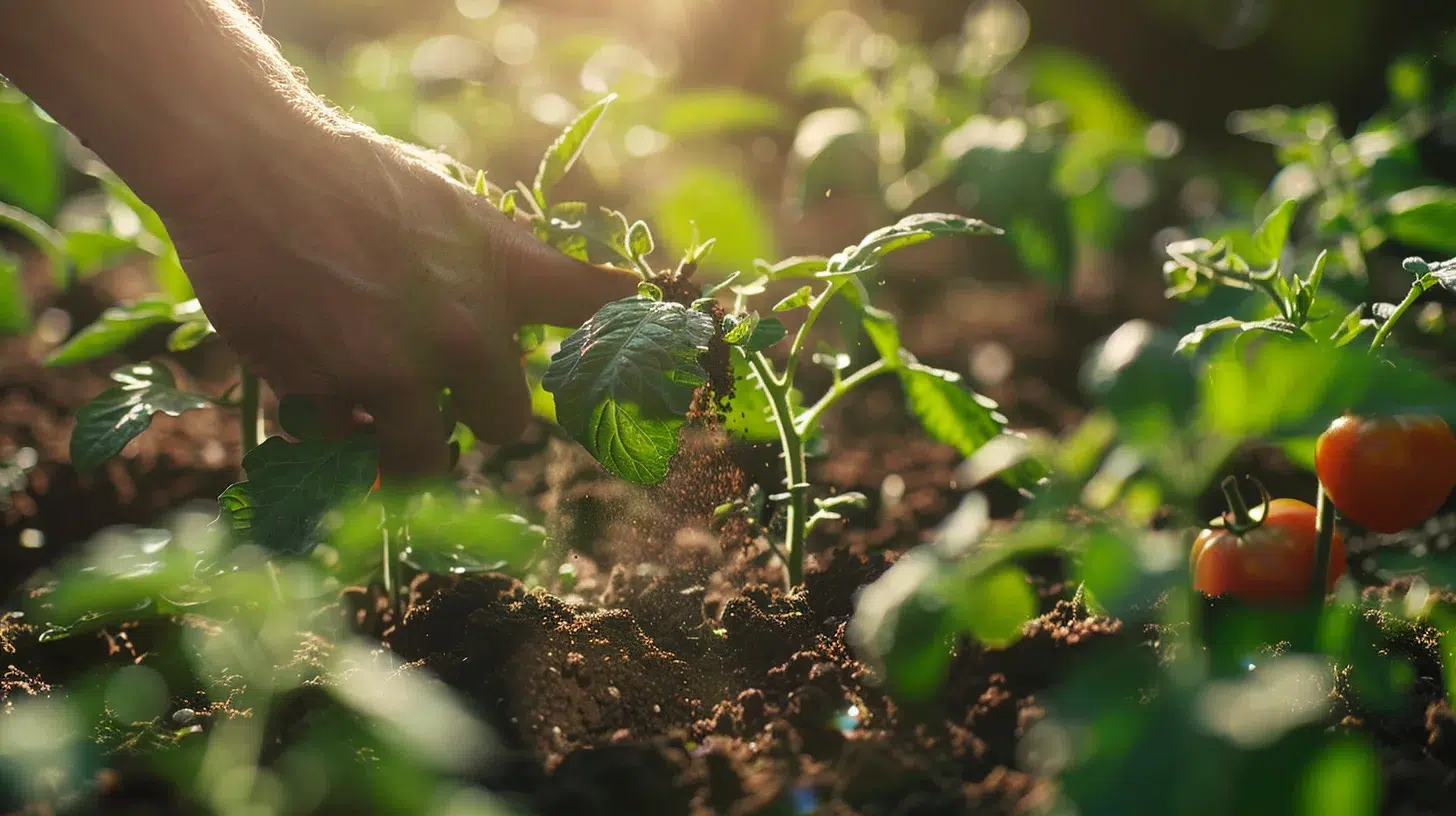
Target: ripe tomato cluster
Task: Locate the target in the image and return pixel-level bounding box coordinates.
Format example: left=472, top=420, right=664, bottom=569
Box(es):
left=1314, top=414, right=1456, bottom=534
left=1191, top=415, right=1456, bottom=603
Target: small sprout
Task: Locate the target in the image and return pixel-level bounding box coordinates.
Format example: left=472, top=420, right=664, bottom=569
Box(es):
left=722, top=311, right=761, bottom=345
left=638, top=281, right=664, bottom=301
left=1404, top=256, right=1431, bottom=276
left=558, top=562, right=578, bottom=593
left=691, top=298, right=718, bottom=314
left=472, top=170, right=489, bottom=196
left=499, top=189, right=518, bottom=218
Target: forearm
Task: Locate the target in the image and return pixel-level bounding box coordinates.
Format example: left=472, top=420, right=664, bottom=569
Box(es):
left=0, top=0, right=352, bottom=216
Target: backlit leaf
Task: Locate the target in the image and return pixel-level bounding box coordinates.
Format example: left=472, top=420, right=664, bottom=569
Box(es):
left=542, top=297, right=715, bottom=484
left=45, top=299, right=175, bottom=367
left=0, top=250, right=29, bottom=335
left=831, top=213, right=1003, bottom=273
left=70, top=363, right=211, bottom=472
left=533, top=94, right=615, bottom=207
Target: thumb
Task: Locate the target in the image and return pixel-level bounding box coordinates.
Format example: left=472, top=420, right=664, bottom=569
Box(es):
left=497, top=227, right=641, bottom=328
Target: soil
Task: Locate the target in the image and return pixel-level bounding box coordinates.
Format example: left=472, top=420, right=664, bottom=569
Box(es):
left=2, top=263, right=1455, bottom=815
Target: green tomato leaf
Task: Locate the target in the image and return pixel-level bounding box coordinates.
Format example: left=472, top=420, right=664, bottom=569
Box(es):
left=533, top=94, right=616, bottom=208
left=773, top=286, right=814, bottom=312
left=65, top=231, right=141, bottom=277
left=1249, top=198, right=1298, bottom=267
left=399, top=499, right=545, bottom=576
left=542, top=297, right=715, bottom=484
left=861, top=305, right=903, bottom=364
left=951, top=564, right=1037, bottom=648
left=218, top=433, right=378, bottom=556
left=628, top=220, right=654, bottom=260
left=0, top=91, right=61, bottom=218
left=0, top=202, right=66, bottom=286
left=539, top=202, right=634, bottom=266
left=45, top=299, right=175, bottom=367
left=900, top=361, right=1007, bottom=459
left=70, top=362, right=211, bottom=473
left=166, top=319, right=216, bottom=352
left=754, top=256, right=830, bottom=280
left=745, top=317, right=787, bottom=351
left=0, top=249, right=30, bottom=335
left=1175, top=316, right=1299, bottom=356
left=830, top=213, right=1003, bottom=273
left=1384, top=187, right=1456, bottom=253
left=722, top=311, right=760, bottom=345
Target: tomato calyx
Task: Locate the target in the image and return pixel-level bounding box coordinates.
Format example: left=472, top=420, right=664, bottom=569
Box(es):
left=1210, top=475, right=1273, bottom=536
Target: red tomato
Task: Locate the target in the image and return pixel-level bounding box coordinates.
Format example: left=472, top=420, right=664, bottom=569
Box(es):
left=1315, top=414, right=1456, bottom=533
left=1190, top=498, right=1345, bottom=600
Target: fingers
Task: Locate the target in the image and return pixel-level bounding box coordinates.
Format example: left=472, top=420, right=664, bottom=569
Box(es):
left=367, top=387, right=452, bottom=486
left=439, top=305, right=531, bottom=446
left=492, top=218, right=641, bottom=328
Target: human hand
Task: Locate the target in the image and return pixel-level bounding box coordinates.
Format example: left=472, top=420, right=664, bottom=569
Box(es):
left=159, top=128, right=638, bottom=484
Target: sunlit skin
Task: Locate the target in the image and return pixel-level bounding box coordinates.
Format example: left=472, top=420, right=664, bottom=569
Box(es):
left=0, top=1, right=638, bottom=486
left=1315, top=414, right=1456, bottom=533
left=1191, top=498, right=1346, bottom=601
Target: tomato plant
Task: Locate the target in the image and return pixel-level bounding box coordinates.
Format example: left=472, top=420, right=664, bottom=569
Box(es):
left=1190, top=478, right=1346, bottom=600
left=1314, top=414, right=1456, bottom=533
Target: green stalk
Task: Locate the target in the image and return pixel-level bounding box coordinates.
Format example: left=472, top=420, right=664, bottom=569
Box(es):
left=1309, top=485, right=1337, bottom=603
left=746, top=351, right=807, bottom=588
left=796, top=359, right=892, bottom=435
left=1369, top=273, right=1436, bottom=351
left=783, top=282, right=841, bottom=386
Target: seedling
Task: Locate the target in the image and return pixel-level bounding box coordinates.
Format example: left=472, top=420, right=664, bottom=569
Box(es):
left=529, top=97, right=1046, bottom=587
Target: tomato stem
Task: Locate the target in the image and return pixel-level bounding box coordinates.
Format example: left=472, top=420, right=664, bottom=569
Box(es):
left=1218, top=475, right=1267, bottom=535
left=240, top=372, right=262, bottom=456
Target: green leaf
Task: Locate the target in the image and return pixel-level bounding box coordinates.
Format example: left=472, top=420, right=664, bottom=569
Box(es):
left=0, top=202, right=66, bottom=286
left=861, top=305, right=903, bottom=364
left=45, top=299, right=175, bottom=367
left=655, top=89, right=785, bottom=138
left=723, top=352, right=805, bottom=443
left=1174, top=316, right=1298, bottom=356
left=65, top=231, right=141, bottom=277
left=831, top=213, right=1003, bottom=274
left=0, top=91, right=60, bottom=218
left=637, top=281, right=664, bottom=301
left=218, top=433, right=378, bottom=555
left=399, top=500, right=544, bottom=576
left=900, top=361, right=1014, bottom=470
left=755, top=256, right=830, bottom=280
left=541, top=297, right=715, bottom=484
left=653, top=165, right=775, bottom=272
left=1385, top=187, right=1456, bottom=253
left=628, top=220, right=654, bottom=259
left=70, top=363, right=211, bottom=473
left=533, top=94, right=616, bottom=207
left=951, top=564, right=1037, bottom=648
left=1330, top=304, right=1377, bottom=347
left=773, top=286, right=814, bottom=312
left=745, top=317, right=787, bottom=351
left=499, top=189, right=518, bottom=218
left=1249, top=198, right=1298, bottom=267
left=846, top=548, right=956, bottom=700
left=539, top=202, right=634, bottom=266
left=90, top=170, right=193, bottom=303
left=722, top=311, right=760, bottom=345
left=167, top=319, right=215, bottom=352
left=0, top=249, right=30, bottom=335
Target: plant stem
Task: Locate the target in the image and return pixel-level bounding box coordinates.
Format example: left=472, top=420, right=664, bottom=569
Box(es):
left=1309, top=484, right=1337, bottom=603
left=784, top=281, right=842, bottom=387
left=796, top=358, right=892, bottom=435
left=1369, top=274, right=1436, bottom=351
left=239, top=372, right=262, bottom=455
left=746, top=351, right=807, bottom=588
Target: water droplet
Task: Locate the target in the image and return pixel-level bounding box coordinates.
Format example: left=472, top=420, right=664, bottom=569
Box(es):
left=172, top=708, right=196, bottom=726
left=18, top=529, right=43, bottom=549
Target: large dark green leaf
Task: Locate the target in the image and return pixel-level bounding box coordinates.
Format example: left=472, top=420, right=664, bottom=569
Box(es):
left=218, top=433, right=378, bottom=555
left=70, top=363, right=211, bottom=472
left=45, top=299, right=175, bottom=367
left=542, top=297, right=714, bottom=484
left=0, top=249, right=29, bottom=335
left=533, top=94, right=615, bottom=207
left=830, top=213, right=1003, bottom=273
